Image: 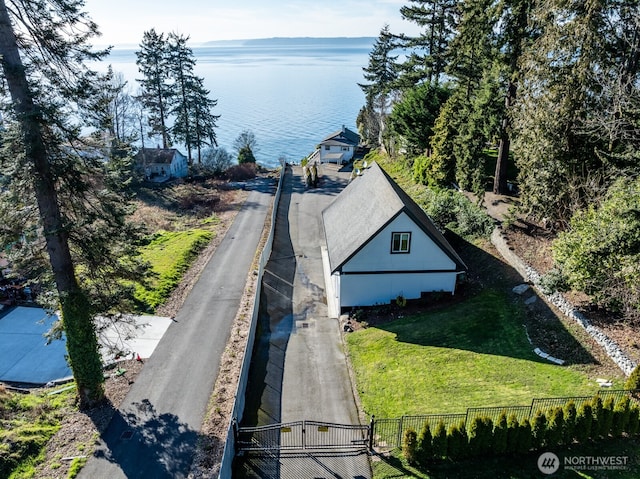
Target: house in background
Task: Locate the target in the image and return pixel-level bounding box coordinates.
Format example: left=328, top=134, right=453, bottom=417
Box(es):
left=322, top=162, right=467, bottom=316
left=312, top=126, right=360, bottom=165
left=135, top=148, right=188, bottom=182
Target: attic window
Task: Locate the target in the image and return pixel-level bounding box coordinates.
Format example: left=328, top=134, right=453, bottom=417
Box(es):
left=391, top=232, right=411, bottom=254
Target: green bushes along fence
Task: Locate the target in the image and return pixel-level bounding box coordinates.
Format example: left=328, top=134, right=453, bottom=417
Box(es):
left=371, top=390, right=639, bottom=466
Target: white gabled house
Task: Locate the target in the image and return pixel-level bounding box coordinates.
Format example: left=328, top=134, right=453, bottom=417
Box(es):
left=316, top=126, right=360, bottom=164
left=135, top=148, right=188, bottom=182
left=322, top=162, right=467, bottom=316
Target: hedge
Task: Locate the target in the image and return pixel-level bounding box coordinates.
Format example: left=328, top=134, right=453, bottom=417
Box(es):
left=403, top=393, right=640, bottom=466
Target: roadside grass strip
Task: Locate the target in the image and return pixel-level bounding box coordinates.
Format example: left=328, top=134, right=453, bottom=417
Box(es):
left=346, top=289, right=607, bottom=418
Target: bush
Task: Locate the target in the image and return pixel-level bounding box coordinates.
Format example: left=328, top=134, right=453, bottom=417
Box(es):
left=612, top=396, right=631, bottom=437
left=531, top=410, right=547, bottom=449
left=516, top=419, right=532, bottom=455
left=628, top=405, right=640, bottom=436
left=468, top=416, right=493, bottom=457
left=432, top=421, right=448, bottom=459
left=591, top=396, right=604, bottom=438
left=575, top=402, right=593, bottom=442
left=402, top=428, right=418, bottom=465
left=493, top=411, right=508, bottom=455
left=225, top=163, right=257, bottom=181
left=546, top=407, right=564, bottom=448
left=417, top=422, right=433, bottom=465
left=625, top=365, right=640, bottom=390
left=598, top=397, right=615, bottom=439
left=563, top=401, right=577, bottom=445
left=506, top=414, right=520, bottom=454
left=447, top=422, right=468, bottom=460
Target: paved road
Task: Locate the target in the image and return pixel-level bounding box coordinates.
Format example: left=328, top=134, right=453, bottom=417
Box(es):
left=237, top=165, right=372, bottom=478
left=78, top=179, right=275, bottom=479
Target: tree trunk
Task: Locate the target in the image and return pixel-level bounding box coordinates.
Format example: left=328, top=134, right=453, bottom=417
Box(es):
left=0, top=1, right=104, bottom=406
left=494, top=80, right=517, bottom=195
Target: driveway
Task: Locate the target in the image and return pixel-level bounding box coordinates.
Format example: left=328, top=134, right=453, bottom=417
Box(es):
left=237, top=165, right=372, bottom=478
left=78, top=178, right=275, bottom=479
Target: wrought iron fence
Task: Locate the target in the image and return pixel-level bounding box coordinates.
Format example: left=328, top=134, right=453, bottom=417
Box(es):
left=370, top=389, right=640, bottom=450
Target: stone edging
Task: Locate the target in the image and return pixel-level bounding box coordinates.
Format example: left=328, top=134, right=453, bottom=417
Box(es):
left=491, top=228, right=637, bottom=376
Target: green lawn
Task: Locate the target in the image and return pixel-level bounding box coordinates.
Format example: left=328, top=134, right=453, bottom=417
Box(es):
left=134, top=229, right=213, bottom=310
left=346, top=289, right=620, bottom=418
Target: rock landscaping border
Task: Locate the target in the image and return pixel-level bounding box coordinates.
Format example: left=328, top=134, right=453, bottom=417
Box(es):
left=491, top=227, right=637, bottom=376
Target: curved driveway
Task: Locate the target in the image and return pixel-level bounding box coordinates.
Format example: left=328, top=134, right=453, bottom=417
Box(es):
left=79, top=178, right=275, bottom=479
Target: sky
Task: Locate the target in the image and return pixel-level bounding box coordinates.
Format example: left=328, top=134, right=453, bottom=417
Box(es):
left=82, top=0, right=420, bottom=46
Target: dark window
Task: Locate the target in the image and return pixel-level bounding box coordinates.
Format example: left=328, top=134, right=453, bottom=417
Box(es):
left=391, top=232, right=411, bottom=253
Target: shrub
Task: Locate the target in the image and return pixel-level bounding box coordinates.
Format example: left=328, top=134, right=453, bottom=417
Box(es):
left=625, top=365, right=640, bottom=390
left=628, top=405, right=640, bottom=436
left=612, top=396, right=631, bottom=437
left=506, top=414, right=520, bottom=454
left=531, top=410, right=548, bottom=449
left=493, top=411, right=508, bottom=455
left=417, top=422, right=433, bottom=465
left=447, top=422, right=468, bottom=460
left=546, top=407, right=564, bottom=448
left=591, top=396, right=604, bottom=438
left=575, top=402, right=593, bottom=442
left=432, top=421, right=447, bottom=459
left=402, top=428, right=418, bottom=465
left=563, top=401, right=577, bottom=445
left=598, top=397, right=615, bottom=439
left=225, top=162, right=257, bottom=181
left=516, top=419, right=532, bottom=455
left=468, top=416, right=493, bottom=457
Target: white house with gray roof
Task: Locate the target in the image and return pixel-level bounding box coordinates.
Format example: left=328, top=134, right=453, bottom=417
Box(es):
left=322, top=162, right=467, bottom=316
left=315, top=126, right=360, bottom=164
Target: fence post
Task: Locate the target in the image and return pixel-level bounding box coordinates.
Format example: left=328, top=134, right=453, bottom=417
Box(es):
left=232, top=419, right=238, bottom=448
left=397, top=416, right=404, bottom=449
left=368, top=415, right=375, bottom=451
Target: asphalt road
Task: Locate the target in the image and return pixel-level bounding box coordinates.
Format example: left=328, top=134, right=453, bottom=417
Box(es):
left=78, top=178, right=275, bottom=479
left=237, top=164, right=372, bottom=478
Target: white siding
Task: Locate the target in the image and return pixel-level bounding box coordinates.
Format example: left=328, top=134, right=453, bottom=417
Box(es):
left=342, top=212, right=456, bottom=273
left=339, top=272, right=457, bottom=307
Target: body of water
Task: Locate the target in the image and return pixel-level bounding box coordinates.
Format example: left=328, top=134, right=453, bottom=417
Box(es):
left=104, top=39, right=373, bottom=168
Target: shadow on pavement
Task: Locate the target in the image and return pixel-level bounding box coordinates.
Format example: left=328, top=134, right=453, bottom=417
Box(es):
left=88, top=399, right=200, bottom=478
left=237, top=450, right=371, bottom=479
left=240, top=166, right=296, bottom=427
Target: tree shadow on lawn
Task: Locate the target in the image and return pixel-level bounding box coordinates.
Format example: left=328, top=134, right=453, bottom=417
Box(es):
left=357, top=234, right=597, bottom=367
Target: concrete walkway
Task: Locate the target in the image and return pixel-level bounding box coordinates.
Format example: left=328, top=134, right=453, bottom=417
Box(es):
left=78, top=178, right=275, bottom=479
left=237, top=165, right=371, bottom=478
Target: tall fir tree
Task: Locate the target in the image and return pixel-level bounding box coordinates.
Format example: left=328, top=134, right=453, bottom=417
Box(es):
left=167, top=33, right=219, bottom=165
left=398, top=0, right=459, bottom=86
left=358, top=24, right=399, bottom=148
left=136, top=29, right=172, bottom=148
left=511, top=0, right=640, bottom=226
left=0, top=0, right=149, bottom=406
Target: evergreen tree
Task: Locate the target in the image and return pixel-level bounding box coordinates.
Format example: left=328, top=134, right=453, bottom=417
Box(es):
left=492, top=0, right=533, bottom=194
left=0, top=0, right=148, bottom=406
left=358, top=25, right=399, bottom=147
left=512, top=0, right=640, bottom=226
left=136, top=29, right=172, bottom=148
left=398, top=0, right=458, bottom=86
left=167, top=33, right=219, bottom=165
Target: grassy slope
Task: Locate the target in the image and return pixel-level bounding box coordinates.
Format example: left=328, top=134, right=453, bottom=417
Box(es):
left=347, top=288, right=600, bottom=418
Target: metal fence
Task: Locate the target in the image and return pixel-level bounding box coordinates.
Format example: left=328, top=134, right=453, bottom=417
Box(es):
left=371, top=390, right=639, bottom=450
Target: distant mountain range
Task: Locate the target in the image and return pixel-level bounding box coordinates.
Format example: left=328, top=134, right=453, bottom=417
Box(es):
left=202, top=37, right=375, bottom=47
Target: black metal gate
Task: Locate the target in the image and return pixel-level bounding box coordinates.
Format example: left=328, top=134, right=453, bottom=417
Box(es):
left=235, top=420, right=370, bottom=451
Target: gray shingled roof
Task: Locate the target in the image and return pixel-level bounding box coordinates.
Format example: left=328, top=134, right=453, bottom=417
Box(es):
left=136, top=148, right=181, bottom=165
left=322, top=162, right=467, bottom=273
left=320, top=127, right=360, bottom=147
